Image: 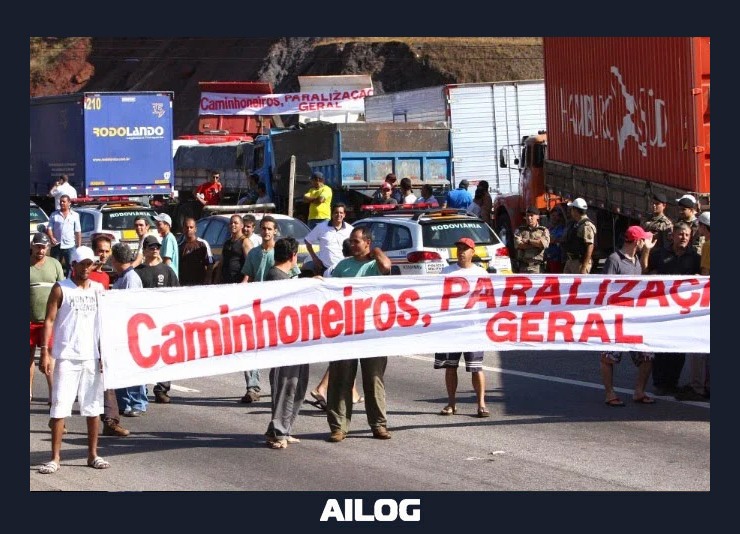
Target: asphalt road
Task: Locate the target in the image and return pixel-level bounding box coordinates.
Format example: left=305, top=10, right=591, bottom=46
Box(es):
left=30, top=350, right=710, bottom=491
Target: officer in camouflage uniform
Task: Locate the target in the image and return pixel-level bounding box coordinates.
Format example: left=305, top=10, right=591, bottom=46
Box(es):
left=514, top=206, right=550, bottom=273
left=563, top=198, right=597, bottom=275
left=643, top=192, right=673, bottom=251
left=675, top=194, right=704, bottom=256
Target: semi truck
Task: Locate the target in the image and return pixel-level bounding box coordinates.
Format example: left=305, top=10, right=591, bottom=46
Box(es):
left=492, top=37, right=710, bottom=263
left=364, top=81, right=546, bottom=195
left=30, top=92, right=175, bottom=211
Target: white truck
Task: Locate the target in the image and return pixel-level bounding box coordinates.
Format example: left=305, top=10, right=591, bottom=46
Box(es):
left=364, top=80, right=546, bottom=195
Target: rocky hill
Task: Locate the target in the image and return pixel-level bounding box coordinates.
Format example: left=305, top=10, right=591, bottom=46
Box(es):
left=30, top=37, right=543, bottom=137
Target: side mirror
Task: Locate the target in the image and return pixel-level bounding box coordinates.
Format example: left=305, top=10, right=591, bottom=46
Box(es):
left=499, top=147, right=508, bottom=168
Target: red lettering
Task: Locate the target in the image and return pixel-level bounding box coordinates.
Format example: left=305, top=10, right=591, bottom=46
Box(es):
left=343, top=287, right=354, bottom=335
left=636, top=280, right=669, bottom=308
left=220, top=305, right=233, bottom=355
left=547, top=311, right=575, bottom=342
left=669, top=279, right=701, bottom=315
left=184, top=320, right=222, bottom=360
left=253, top=299, right=277, bottom=349
left=594, top=279, right=611, bottom=306
left=486, top=311, right=518, bottom=342
left=373, top=293, right=396, bottom=331
left=614, top=314, right=643, bottom=343
left=531, top=277, right=562, bottom=306
left=353, top=298, right=373, bottom=334
left=127, top=313, right=159, bottom=368
left=578, top=313, right=611, bottom=343
left=160, top=324, right=185, bottom=364
left=606, top=279, right=638, bottom=307
left=566, top=278, right=591, bottom=305
left=520, top=312, right=544, bottom=342
left=700, top=279, right=710, bottom=307
left=464, top=277, right=496, bottom=309
left=299, top=305, right=321, bottom=341
left=440, top=277, right=470, bottom=311
left=322, top=300, right=344, bottom=338
left=232, top=314, right=256, bottom=352
left=277, top=307, right=300, bottom=344
left=397, top=290, right=420, bottom=327
left=501, top=276, right=532, bottom=307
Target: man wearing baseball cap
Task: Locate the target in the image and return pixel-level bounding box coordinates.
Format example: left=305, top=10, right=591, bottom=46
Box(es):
left=379, top=182, right=398, bottom=205
left=600, top=226, right=657, bottom=407
left=38, top=246, right=109, bottom=474
left=434, top=237, right=490, bottom=418
left=675, top=194, right=703, bottom=255
left=563, top=198, right=596, bottom=274
left=514, top=207, right=550, bottom=273
left=154, top=212, right=179, bottom=279
left=303, top=171, right=333, bottom=229
left=30, top=232, right=64, bottom=405
left=443, top=179, right=473, bottom=209
left=643, top=192, right=673, bottom=251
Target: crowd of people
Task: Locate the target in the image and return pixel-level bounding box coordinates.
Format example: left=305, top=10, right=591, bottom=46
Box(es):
left=32, top=176, right=709, bottom=474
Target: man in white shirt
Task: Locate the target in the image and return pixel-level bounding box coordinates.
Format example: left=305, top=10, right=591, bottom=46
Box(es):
left=434, top=237, right=490, bottom=418
left=46, top=195, right=81, bottom=276
left=304, top=203, right=354, bottom=275
left=48, top=174, right=78, bottom=211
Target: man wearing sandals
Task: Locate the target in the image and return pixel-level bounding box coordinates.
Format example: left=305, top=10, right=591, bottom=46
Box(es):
left=600, top=226, right=657, bottom=407
left=38, top=247, right=110, bottom=474
left=435, top=238, right=491, bottom=418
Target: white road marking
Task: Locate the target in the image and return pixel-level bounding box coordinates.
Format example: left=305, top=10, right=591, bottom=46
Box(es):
left=402, top=355, right=710, bottom=409
left=169, top=384, right=200, bottom=393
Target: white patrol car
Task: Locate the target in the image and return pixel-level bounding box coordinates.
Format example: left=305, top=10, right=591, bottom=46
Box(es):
left=30, top=201, right=49, bottom=242
left=72, top=200, right=160, bottom=251
left=352, top=207, right=513, bottom=275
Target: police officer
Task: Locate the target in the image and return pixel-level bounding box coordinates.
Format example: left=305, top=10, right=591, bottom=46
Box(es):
left=643, top=192, right=673, bottom=251
left=675, top=194, right=704, bottom=255
left=562, top=198, right=596, bottom=274
left=514, top=207, right=550, bottom=273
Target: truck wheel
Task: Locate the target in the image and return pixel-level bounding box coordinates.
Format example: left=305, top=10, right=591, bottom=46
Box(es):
left=496, top=213, right=516, bottom=259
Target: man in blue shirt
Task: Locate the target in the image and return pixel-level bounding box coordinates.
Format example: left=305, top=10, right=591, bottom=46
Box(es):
left=443, top=179, right=473, bottom=209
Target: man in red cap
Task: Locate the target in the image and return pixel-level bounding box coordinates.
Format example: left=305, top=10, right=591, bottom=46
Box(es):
left=379, top=182, right=398, bottom=205
left=434, top=237, right=491, bottom=418
left=599, top=225, right=657, bottom=407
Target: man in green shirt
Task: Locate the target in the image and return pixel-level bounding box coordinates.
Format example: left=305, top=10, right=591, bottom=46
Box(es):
left=30, top=232, right=64, bottom=404
left=303, top=171, right=333, bottom=229
left=327, top=227, right=392, bottom=443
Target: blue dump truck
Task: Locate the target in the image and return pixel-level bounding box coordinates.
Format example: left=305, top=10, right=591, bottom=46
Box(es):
left=30, top=92, right=174, bottom=210
left=172, top=121, right=451, bottom=223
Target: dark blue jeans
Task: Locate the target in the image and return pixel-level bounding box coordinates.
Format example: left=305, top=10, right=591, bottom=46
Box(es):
left=51, top=246, right=75, bottom=276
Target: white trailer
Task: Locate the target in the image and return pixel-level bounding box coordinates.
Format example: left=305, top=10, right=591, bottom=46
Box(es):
left=364, top=80, right=546, bottom=195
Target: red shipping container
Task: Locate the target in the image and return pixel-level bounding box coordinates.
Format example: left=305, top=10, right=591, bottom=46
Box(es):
left=543, top=37, right=709, bottom=194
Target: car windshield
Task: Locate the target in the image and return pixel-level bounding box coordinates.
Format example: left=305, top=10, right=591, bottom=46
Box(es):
left=273, top=219, right=309, bottom=240
left=102, top=209, right=158, bottom=231
left=421, top=219, right=500, bottom=247
left=30, top=206, right=48, bottom=223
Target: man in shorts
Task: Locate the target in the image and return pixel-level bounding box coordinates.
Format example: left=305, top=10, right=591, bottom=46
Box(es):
left=434, top=238, right=490, bottom=418
left=38, top=246, right=110, bottom=474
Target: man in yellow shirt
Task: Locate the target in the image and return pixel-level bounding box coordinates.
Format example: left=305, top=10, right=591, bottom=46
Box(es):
left=303, top=171, right=333, bottom=229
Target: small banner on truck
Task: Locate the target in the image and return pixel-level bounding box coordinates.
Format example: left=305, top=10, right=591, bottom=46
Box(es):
left=199, top=88, right=374, bottom=116
left=99, top=274, right=710, bottom=389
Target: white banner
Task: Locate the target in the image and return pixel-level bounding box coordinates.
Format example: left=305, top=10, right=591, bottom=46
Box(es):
left=199, top=88, right=374, bottom=116
left=99, top=274, right=710, bottom=389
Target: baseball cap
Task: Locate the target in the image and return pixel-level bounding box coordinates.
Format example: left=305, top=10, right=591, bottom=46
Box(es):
left=143, top=235, right=162, bottom=248
left=525, top=206, right=539, bottom=215
left=31, top=232, right=49, bottom=246
left=677, top=194, right=697, bottom=209
left=153, top=213, right=172, bottom=226
left=698, top=212, right=710, bottom=227
left=385, top=173, right=397, bottom=183
left=567, top=198, right=588, bottom=210
left=652, top=192, right=668, bottom=204
left=459, top=179, right=470, bottom=188
left=455, top=237, right=476, bottom=250
left=381, top=183, right=392, bottom=191
left=72, top=246, right=97, bottom=264
left=624, top=226, right=653, bottom=242
left=310, top=171, right=324, bottom=181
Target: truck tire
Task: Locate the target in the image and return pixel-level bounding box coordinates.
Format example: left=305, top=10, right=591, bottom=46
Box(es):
left=495, top=213, right=516, bottom=260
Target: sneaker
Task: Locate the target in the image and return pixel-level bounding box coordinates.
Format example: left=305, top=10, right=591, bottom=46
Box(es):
left=239, top=391, right=260, bottom=403
left=371, top=426, right=392, bottom=440
left=154, top=391, right=171, bottom=404
left=328, top=430, right=346, bottom=443
left=103, top=423, right=130, bottom=437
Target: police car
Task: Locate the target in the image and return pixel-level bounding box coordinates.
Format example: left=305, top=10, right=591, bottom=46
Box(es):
left=72, top=199, right=160, bottom=251
left=352, top=205, right=513, bottom=275
left=30, top=201, right=49, bottom=242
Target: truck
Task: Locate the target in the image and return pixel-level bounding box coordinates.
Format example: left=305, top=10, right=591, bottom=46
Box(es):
left=364, top=81, right=547, bottom=195
left=492, top=37, right=710, bottom=264
left=30, top=92, right=175, bottom=211
left=171, top=121, right=452, bottom=224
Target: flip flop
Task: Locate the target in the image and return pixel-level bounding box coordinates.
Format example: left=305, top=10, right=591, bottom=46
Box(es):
left=439, top=405, right=457, bottom=416
left=605, top=398, right=626, bottom=407
left=477, top=406, right=491, bottom=418
left=633, top=396, right=656, bottom=405
left=309, top=391, right=327, bottom=411
left=87, top=456, right=110, bottom=469
left=353, top=396, right=365, bottom=404
left=38, top=461, right=59, bottom=474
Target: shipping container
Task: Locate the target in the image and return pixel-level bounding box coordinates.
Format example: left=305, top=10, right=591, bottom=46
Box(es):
left=365, top=81, right=547, bottom=195
left=543, top=37, right=710, bottom=195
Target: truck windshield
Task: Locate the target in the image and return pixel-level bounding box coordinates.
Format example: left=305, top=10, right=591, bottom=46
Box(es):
left=30, top=206, right=48, bottom=223
left=102, top=209, right=158, bottom=230
left=421, top=220, right=500, bottom=248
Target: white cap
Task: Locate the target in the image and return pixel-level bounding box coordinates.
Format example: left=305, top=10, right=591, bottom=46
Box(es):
left=698, top=211, right=710, bottom=227
left=154, top=213, right=172, bottom=226
left=567, top=198, right=588, bottom=210
left=676, top=194, right=697, bottom=208
left=72, top=246, right=97, bottom=264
